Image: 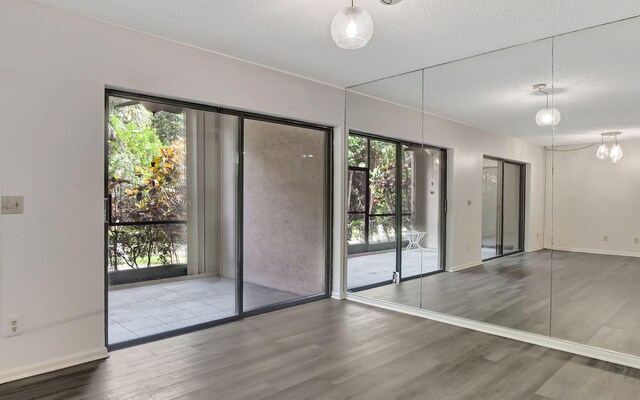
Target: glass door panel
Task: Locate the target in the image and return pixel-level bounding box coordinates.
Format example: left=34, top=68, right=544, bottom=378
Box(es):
left=106, top=93, right=238, bottom=346
left=502, top=162, right=523, bottom=254
left=482, top=158, right=500, bottom=260
left=401, top=146, right=444, bottom=279
left=242, top=118, right=329, bottom=311
left=482, top=157, right=524, bottom=260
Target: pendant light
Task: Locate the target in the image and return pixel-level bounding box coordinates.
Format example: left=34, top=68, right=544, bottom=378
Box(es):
left=533, top=83, right=561, bottom=126
left=596, top=132, right=623, bottom=163
left=609, top=132, right=623, bottom=163
left=595, top=134, right=609, bottom=160
left=331, top=0, right=374, bottom=49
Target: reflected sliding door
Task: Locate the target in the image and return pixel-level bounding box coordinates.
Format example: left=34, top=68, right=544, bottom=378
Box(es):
left=481, top=156, right=525, bottom=260
left=347, top=132, right=446, bottom=291
left=242, top=118, right=331, bottom=312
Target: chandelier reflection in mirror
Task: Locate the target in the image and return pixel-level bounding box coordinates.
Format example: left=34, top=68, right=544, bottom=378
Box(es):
left=533, top=83, right=561, bottom=126
left=597, top=132, right=623, bottom=163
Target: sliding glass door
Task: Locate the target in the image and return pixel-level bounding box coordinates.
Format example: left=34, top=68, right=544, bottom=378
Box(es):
left=106, top=91, right=331, bottom=347
left=106, top=92, right=239, bottom=346
left=347, top=132, right=446, bottom=291
left=481, top=156, right=525, bottom=260
left=401, top=145, right=444, bottom=279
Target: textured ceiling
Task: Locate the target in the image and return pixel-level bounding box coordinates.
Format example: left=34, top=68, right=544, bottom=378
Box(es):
left=30, top=0, right=640, bottom=88
left=351, top=16, right=640, bottom=145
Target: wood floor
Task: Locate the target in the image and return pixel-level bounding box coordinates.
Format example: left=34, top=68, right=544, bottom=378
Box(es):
left=360, top=250, right=640, bottom=357
left=1, top=299, right=640, bottom=400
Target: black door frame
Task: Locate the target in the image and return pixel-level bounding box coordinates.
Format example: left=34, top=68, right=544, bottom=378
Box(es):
left=481, top=156, right=526, bottom=262
left=347, top=130, right=447, bottom=292
left=104, top=89, right=333, bottom=350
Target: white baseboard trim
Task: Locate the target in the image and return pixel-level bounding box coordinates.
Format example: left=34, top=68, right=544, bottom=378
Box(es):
left=331, top=291, right=344, bottom=300
left=346, top=293, right=640, bottom=370
left=448, top=260, right=483, bottom=272
left=525, top=246, right=544, bottom=252
left=551, top=246, right=640, bottom=258
left=0, top=347, right=109, bottom=384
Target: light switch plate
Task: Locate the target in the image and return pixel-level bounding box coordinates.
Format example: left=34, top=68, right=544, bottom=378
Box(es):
left=1, top=196, right=24, bottom=214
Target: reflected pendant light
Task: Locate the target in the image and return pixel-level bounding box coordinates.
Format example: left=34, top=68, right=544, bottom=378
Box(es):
left=609, top=132, right=623, bottom=163
left=595, top=134, right=609, bottom=160
left=331, top=0, right=374, bottom=49
left=533, top=83, right=561, bottom=126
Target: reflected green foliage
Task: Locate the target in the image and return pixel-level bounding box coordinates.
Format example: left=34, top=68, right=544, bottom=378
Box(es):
left=347, top=135, right=367, bottom=167
left=348, top=170, right=366, bottom=212
left=348, top=136, right=410, bottom=248
left=401, top=148, right=413, bottom=214
left=369, top=140, right=397, bottom=233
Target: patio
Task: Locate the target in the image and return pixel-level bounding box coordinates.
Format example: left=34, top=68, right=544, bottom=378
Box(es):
left=108, top=276, right=298, bottom=344
left=347, top=248, right=440, bottom=290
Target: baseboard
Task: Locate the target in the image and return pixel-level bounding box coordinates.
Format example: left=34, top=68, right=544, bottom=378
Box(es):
left=525, top=246, right=544, bottom=252
left=346, top=293, right=640, bottom=370
left=0, top=347, right=109, bottom=384
left=447, top=260, right=483, bottom=272
left=331, top=291, right=344, bottom=300
left=551, top=246, right=640, bottom=258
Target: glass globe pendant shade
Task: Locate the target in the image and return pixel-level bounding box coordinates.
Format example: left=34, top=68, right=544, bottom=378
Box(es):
left=331, top=6, right=373, bottom=49
left=609, top=143, right=623, bottom=163
left=535, top=107, right=561, bottom=126
left=595, top=143, right=609, bottom=160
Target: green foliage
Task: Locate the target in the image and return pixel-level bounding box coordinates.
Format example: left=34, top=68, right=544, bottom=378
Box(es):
left=107, top=98, right=187, bottom=271
left=153, top=111, right=185, bottom=144
left=346, top=138, right=417, bottom=247
left=368, top=140, right=396, bottom=215
left=347, top=135, right=367, bottom=167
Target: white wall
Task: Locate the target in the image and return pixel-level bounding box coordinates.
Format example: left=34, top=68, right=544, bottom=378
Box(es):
left=544, top=140, right=640, bottom=255
left=0, top=0, right=346, bottom=383
left=346, top=92, right=546, bottom=270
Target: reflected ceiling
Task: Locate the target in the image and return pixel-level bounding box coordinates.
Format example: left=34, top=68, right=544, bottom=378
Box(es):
left=350, top=18, right=640, bottom=145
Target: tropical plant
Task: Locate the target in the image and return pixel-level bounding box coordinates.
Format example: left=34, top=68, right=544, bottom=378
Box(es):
left=107, top=98, right=187, bottom=270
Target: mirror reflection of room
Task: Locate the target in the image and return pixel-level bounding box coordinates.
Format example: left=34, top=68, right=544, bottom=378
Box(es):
left=549, top=16, right=640, bottom=357
left=346, top=134, right=445, bottom=296
left=346, top=14, right=640, bottom=359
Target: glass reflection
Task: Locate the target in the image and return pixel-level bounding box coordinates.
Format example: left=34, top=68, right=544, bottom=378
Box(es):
left=550, top=16, right=640, bottom=357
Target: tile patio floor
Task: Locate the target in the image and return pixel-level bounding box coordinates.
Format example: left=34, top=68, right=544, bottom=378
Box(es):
left=347, top=248, right=440, bottom=290
left=108, top=276, right=298, bottom=344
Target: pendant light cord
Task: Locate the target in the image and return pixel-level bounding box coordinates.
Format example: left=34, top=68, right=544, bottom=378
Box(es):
left=544, top=140, right=602, bottom=152
left=538, top=86, right=550, bottom=108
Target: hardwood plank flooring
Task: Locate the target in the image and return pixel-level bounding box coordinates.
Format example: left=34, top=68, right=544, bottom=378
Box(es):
left=360, top=250, right=640, bottom=357
left=1, top=299, right=639, bottom=399
left=360, top=250, right=553, bottom=334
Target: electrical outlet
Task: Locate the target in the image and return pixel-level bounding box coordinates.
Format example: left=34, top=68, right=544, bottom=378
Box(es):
left=6, top=316, right=23, bottom=336
left=603, top=235, right=609, bottom=242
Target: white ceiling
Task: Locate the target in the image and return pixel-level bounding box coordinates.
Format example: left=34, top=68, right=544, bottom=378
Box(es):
left=31, top=0, right=640, bottom=88
left=351, top=17, right=640, bottom=145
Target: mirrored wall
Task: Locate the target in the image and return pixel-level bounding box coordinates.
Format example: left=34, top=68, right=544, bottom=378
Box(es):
left=346, top=15, right=640, bottom=359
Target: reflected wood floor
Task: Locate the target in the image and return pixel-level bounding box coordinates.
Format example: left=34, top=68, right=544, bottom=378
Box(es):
left=359, top=250, right=640, bottom=357
left=1, top=300, right=640, bottom=400
left=360, top=250, right=553, bottom=334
